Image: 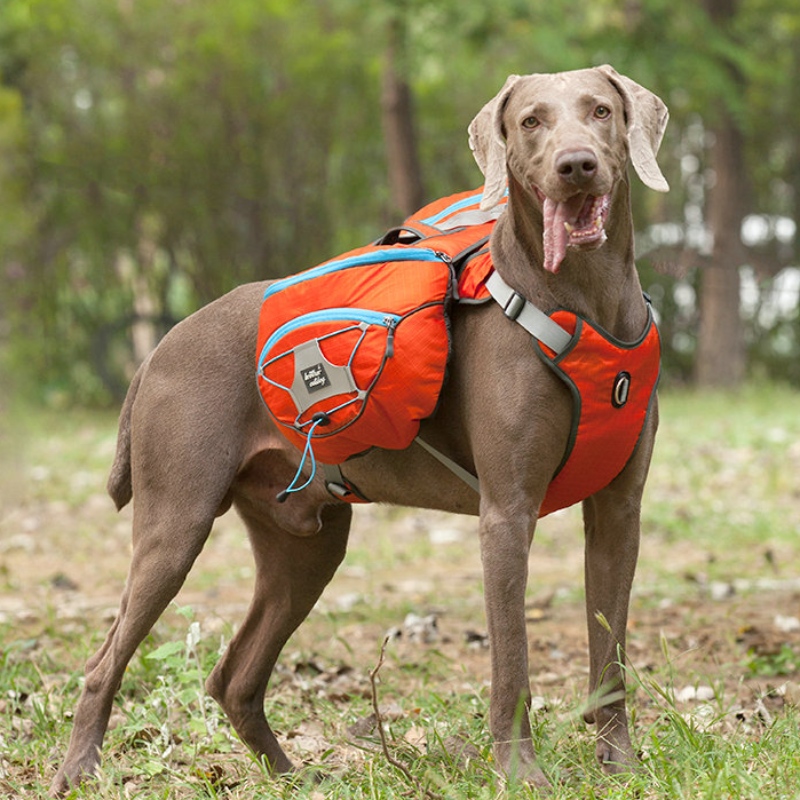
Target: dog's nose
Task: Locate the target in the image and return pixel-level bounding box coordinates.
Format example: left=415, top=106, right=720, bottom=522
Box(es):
left=555, top=149, right=598, bottom=185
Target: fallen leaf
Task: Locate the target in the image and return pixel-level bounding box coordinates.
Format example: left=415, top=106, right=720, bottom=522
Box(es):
left=403, top=724, right=426, bottom=750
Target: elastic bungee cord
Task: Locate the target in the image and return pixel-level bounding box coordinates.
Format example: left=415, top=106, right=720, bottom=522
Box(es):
left=276, top=413, right=330, bottom=503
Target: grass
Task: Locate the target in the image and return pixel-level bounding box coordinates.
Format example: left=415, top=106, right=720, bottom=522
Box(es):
left=2, top=384, right=800, bottom=797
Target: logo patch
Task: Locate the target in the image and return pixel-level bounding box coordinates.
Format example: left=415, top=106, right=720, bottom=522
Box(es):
left=612, top=371, right=631, bottom=408
left=301, top=362, right=330, bottom=394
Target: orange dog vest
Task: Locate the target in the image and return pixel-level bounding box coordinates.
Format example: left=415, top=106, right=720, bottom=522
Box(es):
left=456, top=254, right=660, bottom=517
left=532, top=307, right=659, bottom=516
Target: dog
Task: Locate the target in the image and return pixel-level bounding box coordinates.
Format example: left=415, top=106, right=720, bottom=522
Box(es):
left=50, top=64, right=668, bottom=795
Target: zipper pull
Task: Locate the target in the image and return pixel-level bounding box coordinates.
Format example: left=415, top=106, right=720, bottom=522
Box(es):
left=385, top=317, right=396, bottom=358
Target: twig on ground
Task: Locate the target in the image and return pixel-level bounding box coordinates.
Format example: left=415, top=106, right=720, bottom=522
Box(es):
left=369, top=635, right=443, bottom=800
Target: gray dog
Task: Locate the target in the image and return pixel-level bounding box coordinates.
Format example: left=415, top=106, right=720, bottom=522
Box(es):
left=51, top=64, right=669, bottom=795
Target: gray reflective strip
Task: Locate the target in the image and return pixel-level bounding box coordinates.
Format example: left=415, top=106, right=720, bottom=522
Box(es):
left=486, top=271, right=572, bottom=355
left=414, top=436, right=480, bottom=494
left=436, top=207, right=505, bottom=231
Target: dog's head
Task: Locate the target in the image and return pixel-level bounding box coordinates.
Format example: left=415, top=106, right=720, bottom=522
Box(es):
left=469, top=65, right=669, bottom=273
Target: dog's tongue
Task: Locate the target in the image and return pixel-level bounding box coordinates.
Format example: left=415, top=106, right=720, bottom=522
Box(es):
left=540, top=192, right=611, bottom=273
left=542, top=195, right=585, bottom=274
left=542, top=197, right=568, bottom=274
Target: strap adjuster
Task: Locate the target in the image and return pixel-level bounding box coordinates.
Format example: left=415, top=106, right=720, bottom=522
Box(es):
left=325, top=481, right=351, bottom=499
left=321, top=463, right=371, bottom=503
left=503, top=291, right=526, bottom=321
left=486, top=270, right=572, bottom=355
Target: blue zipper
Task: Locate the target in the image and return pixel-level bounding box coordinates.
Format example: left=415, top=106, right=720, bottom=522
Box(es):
left=263, top=247, right=446, bottom=302
left=258, top=308, right=400, bottom=372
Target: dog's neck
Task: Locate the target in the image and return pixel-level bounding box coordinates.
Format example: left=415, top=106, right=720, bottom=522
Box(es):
left=492, top=175, right=647, bottom=341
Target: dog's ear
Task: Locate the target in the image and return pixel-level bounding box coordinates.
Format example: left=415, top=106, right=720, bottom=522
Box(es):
left=597, top=64, right=670, bottom=193
left=468, top=74, right=520, bottom=210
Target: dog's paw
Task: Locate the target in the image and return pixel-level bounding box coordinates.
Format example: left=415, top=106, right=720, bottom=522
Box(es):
left=49, top=769, right=84, bottom=798
left=596, top=740, right=638, bottom=776
left=518, top=762, right=552, bottom=789
left=494, top=743, right=552, bottom=790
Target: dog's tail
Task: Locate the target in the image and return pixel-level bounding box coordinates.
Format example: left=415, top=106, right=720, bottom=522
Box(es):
left=106, top=357, right=148, bottom=511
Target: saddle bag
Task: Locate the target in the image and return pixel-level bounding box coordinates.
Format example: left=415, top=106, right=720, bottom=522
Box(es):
left=255, top=189, right=503, bottom=467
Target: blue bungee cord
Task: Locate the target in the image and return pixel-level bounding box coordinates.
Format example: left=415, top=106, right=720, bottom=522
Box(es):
left=276, top=413, right=330, bottom=503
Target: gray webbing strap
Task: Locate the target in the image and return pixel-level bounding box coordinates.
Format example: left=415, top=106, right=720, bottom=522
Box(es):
left=436, top=207, right=506, bottom=231
left=485, top=271, right=572, bottom=355
left=414, top=436, right=480, bottom=494
left=324, top=447, right=481, bottom=498
left=409, top=272, right=572, bottom=497
left=322, top=271, right=570, bottom=503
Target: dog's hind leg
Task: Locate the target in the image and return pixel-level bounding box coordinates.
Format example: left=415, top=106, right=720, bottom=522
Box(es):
left=50, top=498, right=219, bottom=796
left=205, top=501, right=351, bottom=775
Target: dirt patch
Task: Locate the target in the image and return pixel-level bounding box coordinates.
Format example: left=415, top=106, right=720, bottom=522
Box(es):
left=3, top=476, right=799, bottom=736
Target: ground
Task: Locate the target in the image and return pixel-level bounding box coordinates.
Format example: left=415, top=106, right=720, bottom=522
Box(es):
left=1, top=386, right=799, bottom=798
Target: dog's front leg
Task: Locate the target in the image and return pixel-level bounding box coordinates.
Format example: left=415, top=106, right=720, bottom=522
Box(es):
left=581, top=489, right=639, bottom=774
left=479, top=502, right=550, bottom=788
left=581, top=413, right=656, bottom=776
left=582, top=469, right=655, bottom=777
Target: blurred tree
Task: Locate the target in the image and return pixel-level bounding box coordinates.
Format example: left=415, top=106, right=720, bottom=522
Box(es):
left=688, top=1, right=800, bottom=386
left=381, top=12, right=425, bottom=217
left=566, top=0, right=800, bottom=386
left=0, top=0, right=798, bottom=404
left=693, top=0, right=750, bottom=387
left=0, top=78, right=29, bottom=401
left=1, top=0, right=385, bottom=402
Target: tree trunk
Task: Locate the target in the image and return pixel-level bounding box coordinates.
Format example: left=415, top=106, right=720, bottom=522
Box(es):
left=380, top=18, right=424, bottom=218
left=695, top=0, right=747, bottom=387
left=694, top=119, right=747, bottom=387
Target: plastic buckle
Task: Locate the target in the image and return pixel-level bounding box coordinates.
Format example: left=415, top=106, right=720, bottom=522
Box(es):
left=326, top=482, right=351, bottom=499
left=503, top=291, right=526, bottom=321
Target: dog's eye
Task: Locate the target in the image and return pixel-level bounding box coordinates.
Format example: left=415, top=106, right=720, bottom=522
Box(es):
left=521, top=116, right=540, bottom=129
left=594, top=105, right=611, bottom=120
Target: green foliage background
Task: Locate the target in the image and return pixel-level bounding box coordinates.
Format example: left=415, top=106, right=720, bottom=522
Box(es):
left=0, top=0, right=798, bottom=404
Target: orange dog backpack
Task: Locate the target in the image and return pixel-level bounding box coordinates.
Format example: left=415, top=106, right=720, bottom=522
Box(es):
left=255, top=189, right=504, bottom=492
left=256, top=186, right=660, bottom=513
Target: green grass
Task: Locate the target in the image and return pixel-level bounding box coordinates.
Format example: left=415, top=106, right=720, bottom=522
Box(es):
left=2, top=385, right=800, bottom=797
left=641, top=385, right=800, bottom=589
left=4, top=617, right=798, bottom=799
